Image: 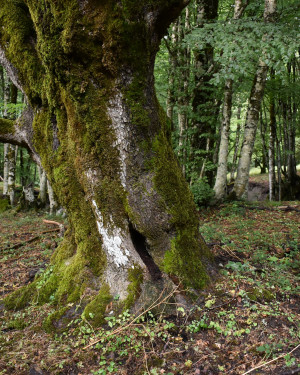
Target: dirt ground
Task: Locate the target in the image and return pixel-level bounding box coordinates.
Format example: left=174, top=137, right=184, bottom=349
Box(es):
left=0, top=202, right=299, bottom=375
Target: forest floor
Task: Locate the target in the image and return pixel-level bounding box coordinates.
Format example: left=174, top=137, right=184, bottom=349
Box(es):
left=0, top=201, right=299, bottom=375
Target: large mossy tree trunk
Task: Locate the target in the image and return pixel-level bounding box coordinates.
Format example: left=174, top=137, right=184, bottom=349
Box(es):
left=0, top=0, right=214, bottom=324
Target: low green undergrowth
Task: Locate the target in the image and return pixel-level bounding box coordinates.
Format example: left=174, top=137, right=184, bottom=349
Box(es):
left=0, top=203, right=299, bottom=374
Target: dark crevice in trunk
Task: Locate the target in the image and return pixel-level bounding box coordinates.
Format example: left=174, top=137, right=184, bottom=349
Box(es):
left=128, top=222, right=162, bottom=281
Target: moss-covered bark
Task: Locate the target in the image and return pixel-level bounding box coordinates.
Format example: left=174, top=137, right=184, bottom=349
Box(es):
left=0, top=0, right=214, bottom=325
left=0, top=118, right=14, bottom=134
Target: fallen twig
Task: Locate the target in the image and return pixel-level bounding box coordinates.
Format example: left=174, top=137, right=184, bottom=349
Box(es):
left=142, top=341, right=151, bottom=375
left=239, top=204, right=300, bottom=213
left=43, top=219, right=63, bottom=226
left=43, top=219, right=65, bottom=237
left=222, top=245, right=243, bottom=261
left=241, top=343, right=300, bottom=375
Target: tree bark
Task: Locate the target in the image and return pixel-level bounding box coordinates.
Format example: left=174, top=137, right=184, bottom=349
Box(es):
left=38, top=165, right=48, bottom=205
left=268, top=89, right=276, bottom=201
left=213, top=79, right=233, bottom=200
left=213, top=0, right=249, bottom=201
left=3, top=143, right=9, bottom=195
left=230, top=106, right=242, bottom=182
left=232, top=61, right=268, bottom=199
left=232, top=0, right=277, bottom=199
left=47, top=180, right=58, bottom=215
left=177, top=8, right=191, bottom=177
left=166, top=23, right=179, bottom=131
left=2, top=69, right=10, bottom=197
left=286, top=60, right=298, bottom=198
left=259, top=109, right=268, bottom=174
left=276, top=138, right=282, bottom=201
left=7, top=144, right=17, bottom=206
left=0, top=0, right=214, bottom=322
left=191, top=0, right=219, bottom=185
left=2, top=71, right=17, bottom=204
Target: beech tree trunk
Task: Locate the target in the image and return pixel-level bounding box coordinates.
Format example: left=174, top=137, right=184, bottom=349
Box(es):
left=3, top=143, right=9, bottom=195
left=38, top=165, right=48, bottom=205
left=213, top=0, right=249, bottom=201
left=213, top=79, right=233, bottom=200
left=2, top=143, right=16, bottom=205
left=166, top=23, right=178, bottom=130
left=286, top=60, right=299, bottom=198
left=177, top=8, right=191, bottom=177
left=191, top=0, right=219, bottom=185
left=268, top=92, right=276, bottom=201
left=2, top=71, right=17, bottom=204
left=7, top=144, right=17, bottom=206
left=259, top=110, right=268, bottom=175
left=47, top=180, right=58, bottom=215
left=277, top=138, right=282, bottom=201
left=232, top=61, right=268, bottom=198
left=0, top=0, right=214, bottom=323
left=232, top=0, right=277, bottom=199
left=2, top=68, right=10, bottom=196
left=230, top=107, right=242, bottom=182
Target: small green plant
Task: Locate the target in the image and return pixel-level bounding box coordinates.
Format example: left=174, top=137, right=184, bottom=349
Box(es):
left=36, top=266, right=54, bottom=290
left=218, top=203, right=246, bottom=217
left=284, top=353, right=296, bottom=367
left=190, top=178, right=215, bottom=207
left=256, top=343, right=283, bottom=358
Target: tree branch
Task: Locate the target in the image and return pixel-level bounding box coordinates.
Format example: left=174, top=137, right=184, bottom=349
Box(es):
left=0, top=108, right=41, bottom=165
left=147, top=0, right=191, bottom=42
left=0, top=118, right=27, bottom=147
left=0, top=47, right=25, bottom=94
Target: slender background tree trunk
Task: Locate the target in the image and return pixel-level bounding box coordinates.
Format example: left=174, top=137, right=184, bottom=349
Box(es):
left=232, top=0, right=277, bottom=199
left=269, top=89, right=276, bottom=201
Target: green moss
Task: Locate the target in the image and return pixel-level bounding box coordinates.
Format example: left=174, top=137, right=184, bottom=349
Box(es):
left=247, top=288, right=275, bottom=303
left=50, top=232, right=76, bottom=264
left=148, top=357, right=164, bottom=369
left=82, top=284, right=111, bottom=327
left=1, top=0, right=212, bottom=320
left=164, top=239, right=209, bottom=290
left=4, top=283, right=36, bottom=310
left=6, top=318, right=28, bottom=330
left=0, top=1, right=43, bottom=105
left=0, top=118, right=14, bottom=134
left=0, top=198, right=10, bottom=213
left=123, top=76, right=151, bottom=131
left=38, top=232, right=104, bottom=305
left=36, top=272, right=60, bottom=304
left=43, top=306, right=69, bottom=333
left=151, top=130, right=213, bottom=289
left=124, top=265, right=144, bottom=309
